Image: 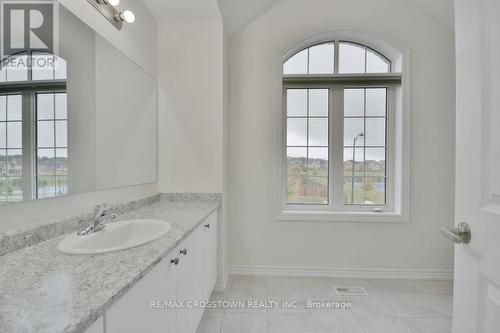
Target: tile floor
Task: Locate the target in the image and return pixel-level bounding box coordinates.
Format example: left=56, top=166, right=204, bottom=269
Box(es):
left=196, top=276, right=453, bottom=333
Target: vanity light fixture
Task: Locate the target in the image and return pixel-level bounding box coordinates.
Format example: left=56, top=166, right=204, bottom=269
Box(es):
left=87, top=0, right=135, bottom=30
left=97, top=0, right=120, bottom=5
left=115, top=10, right=135, bottom=23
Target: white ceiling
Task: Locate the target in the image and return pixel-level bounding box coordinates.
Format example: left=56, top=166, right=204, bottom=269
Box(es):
left=412, top=0, right=454, bottom=30
left=216, top=0, right=279, bottom=34
left=142, top=0, right=454, bottom=34
left=142, top=0, right=221, bottom=21
left=217, top=0, right=455, bottom=34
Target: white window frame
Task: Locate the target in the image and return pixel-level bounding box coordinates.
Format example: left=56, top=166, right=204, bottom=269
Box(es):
left=276, top=30, right=411, bottom=223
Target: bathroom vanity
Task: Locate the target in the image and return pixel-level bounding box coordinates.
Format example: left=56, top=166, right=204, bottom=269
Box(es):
left=0, top=195, right=221, bottom=333
left=0, top=2, right=221, bottom=332
left=87, top=211, right=218, bottom=333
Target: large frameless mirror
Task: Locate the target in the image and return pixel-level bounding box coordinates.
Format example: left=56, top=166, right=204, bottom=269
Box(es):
left=0, top=5, right=157, bottom=205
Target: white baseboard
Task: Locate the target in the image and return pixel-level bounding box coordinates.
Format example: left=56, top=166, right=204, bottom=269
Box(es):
left=228, top=265, right=453, bottom=280
left=214, top=268, right=230, bottom=292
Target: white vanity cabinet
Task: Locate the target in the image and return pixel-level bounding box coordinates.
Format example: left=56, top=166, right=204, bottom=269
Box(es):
left=106, top=252, right=177, bottom=333
left=86, top=211, right=218, bottom=333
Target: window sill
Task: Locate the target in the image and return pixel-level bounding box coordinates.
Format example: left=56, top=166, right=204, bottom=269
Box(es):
left=276, top=209, right=409, bottom=223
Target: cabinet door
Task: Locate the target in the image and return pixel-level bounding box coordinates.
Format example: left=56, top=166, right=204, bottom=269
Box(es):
left=106, top=256, right=177, bottom=333
left=162, top=251, right=179, bottom=332
left=176, top=226, right=204, bottom=333
left=202, top=212, right=218, bottom=300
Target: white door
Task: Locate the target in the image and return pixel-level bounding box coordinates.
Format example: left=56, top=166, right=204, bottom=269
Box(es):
left=451, top=0, right=500, bottom=332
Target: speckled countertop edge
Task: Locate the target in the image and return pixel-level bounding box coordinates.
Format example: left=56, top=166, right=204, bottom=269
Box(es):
left=0, top=193, right=221, bottom=333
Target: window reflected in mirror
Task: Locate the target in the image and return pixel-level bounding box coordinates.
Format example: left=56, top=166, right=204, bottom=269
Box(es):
left=0, top=51, right=67, bottom=204
left=36, top=92, right=68, bottom=199
left=0, top=95, right=23, bottom=203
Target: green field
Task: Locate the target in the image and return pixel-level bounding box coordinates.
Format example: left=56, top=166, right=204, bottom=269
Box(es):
left=0, top=175, right=68, bottom=202
left=287, top=157, right=386, bottom=205
left=0, top=177, right=23, bottom=202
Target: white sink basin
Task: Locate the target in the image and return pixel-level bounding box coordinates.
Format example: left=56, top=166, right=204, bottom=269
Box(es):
left=57, top=219, right=172, bottom=254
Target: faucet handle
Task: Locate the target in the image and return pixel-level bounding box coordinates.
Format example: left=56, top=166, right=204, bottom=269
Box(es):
left=93, top=203, right=112, bottom=217
left=78, top=204, right=115, bottom=236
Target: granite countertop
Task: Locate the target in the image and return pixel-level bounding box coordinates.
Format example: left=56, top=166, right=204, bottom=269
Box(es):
left=0, top=196, right=221, bottom=333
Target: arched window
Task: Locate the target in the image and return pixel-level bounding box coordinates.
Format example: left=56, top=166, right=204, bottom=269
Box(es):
left=284, top=41, right=390, bottom=75
left=0, top=51, right=68, bottom=203
left=0, top=50, right=67, bottom=82
left=280, top=38, right=407, bottom=221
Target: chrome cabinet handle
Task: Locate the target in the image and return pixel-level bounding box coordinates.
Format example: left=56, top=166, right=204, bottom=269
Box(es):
left=205, top=224, right=210, bottom=229
left=180, top=249, right=188, bottom=255
left=440, top=223, right=471, bottom=244
left=170, top=257, right=180, bottom=265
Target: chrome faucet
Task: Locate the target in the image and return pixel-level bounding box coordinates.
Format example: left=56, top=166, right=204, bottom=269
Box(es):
left=77, top=203, right=117, bottom=236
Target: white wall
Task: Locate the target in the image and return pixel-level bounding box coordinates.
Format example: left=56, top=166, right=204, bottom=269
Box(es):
left=60, top=6, right=97, bottom=194
left=95, top=35, right=157, bottom=190
left=157, top=20, right=224, bottom=193
left=156, top=12, right=227, bottom=285
left=228, top=0, right=455, bottom=273
left=59, top=0, right=157, bottom=77
left=0, top=1, right=158, bottom=232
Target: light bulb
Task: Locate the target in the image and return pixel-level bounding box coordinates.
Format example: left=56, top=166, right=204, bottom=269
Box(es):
left=97, top=0, right=120, bottom=5
left=119, top=10, right=135, bottom=23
